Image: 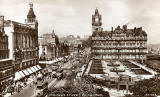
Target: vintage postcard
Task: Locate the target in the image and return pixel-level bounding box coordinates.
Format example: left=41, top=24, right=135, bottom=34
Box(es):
left=0, top=0, right=160, bottom=97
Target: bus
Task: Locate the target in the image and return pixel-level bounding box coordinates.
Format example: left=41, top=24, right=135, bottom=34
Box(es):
left=34, top=73, right=48, bottom=97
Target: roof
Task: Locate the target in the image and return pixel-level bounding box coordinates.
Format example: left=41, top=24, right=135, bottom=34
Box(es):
left=4, top=20, right=36, bottom=30
left=92, top=25, right=147, bottom=37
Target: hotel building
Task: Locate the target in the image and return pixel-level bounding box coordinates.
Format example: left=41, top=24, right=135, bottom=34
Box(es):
left=91, top=9, right=147, bottom=60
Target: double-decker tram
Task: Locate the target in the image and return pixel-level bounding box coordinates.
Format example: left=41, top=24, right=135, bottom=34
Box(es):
left=34, top=73, right=48, bottom=97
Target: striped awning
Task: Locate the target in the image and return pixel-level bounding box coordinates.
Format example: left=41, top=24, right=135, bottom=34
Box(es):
left=22, top=70, right=30, bottom=76
left=14, top=72, right=22, bottom=81
left=36, top=65, right=42, bottom=70
left=30, top=66, right=37, bottom=72
left=27, top=68, right=33, bottom=74
left=14, top=71, right=25, bottom=81
left=19, top=71, right=25, bottom=77
left=33, top=66, right=39, bottom=71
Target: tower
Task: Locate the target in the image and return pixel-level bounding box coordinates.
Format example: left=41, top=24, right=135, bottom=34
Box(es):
left=92, top=8, right=102, bottom=32
left=26, top=2, right=38, bottom=30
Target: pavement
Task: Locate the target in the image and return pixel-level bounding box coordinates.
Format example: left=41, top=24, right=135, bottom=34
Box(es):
left=129, top=60, right=157, bottom=75
left=6, top=77, right=56, bottom=97
left=6, top=83, right=35, bottom=97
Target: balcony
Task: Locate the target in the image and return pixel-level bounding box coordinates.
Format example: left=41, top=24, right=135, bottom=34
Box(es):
left=92, top=37, right=147, bottom=41
left=92, top=46, right=147, bottom=50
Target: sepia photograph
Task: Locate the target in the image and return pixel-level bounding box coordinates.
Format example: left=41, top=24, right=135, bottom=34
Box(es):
left=0, top=0, right=160, bottom=97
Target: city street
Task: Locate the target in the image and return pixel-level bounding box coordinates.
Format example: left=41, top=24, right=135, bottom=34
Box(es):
left=8, top=83, right=34, bottom=97
left=8, top=77, right=56, bottom=97
left=6, top=50, right=88, bottom=97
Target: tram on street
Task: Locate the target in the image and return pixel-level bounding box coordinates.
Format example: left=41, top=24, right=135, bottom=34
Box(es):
left=34, top=73, right=48, bottom=97
left=56, top=69, right=64, bottom=80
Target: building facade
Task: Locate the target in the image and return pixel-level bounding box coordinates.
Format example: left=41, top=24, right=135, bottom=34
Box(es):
left=91, top=9, right=147, bottom=60
left=4, top=3, right=40, bottom=79
left=39, top=30, right=59, bottom=60
left=62, top=35, right=82, bottom=53
left=0, top=16, right=14, bottom=94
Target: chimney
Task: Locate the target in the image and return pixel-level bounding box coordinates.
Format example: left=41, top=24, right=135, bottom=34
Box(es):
left=139, top=27, right=142, bottom=31
left=123, top=25, right=127, bottom=30
left=138, top=27, right=142, bottom=32
left=117, top=25, right=121, bottom=30
left=134, top=27, right=136, bottom=32
left=111, top=27, right=113, bottom=32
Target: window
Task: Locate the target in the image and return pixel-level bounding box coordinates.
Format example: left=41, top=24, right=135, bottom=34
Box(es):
left=37, top=86, right=43, bottom=90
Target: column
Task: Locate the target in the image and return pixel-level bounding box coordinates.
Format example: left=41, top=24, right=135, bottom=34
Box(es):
left=24, top=34, right=26, bottom=48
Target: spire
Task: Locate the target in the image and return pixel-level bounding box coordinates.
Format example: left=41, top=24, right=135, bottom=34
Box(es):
left=52, top=29, right=55, bottom=34
left=27, top=2, right=36, bottom=18
left=52, top=29, right=54, bottom=33
left=95, top=7, right=99, bottom=15
left=52, top=29, right=56, bottom=36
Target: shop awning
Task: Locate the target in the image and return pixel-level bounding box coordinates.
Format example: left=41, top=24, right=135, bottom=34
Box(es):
left=27, top=68, right=33, bottom=74
left=33, top=66, right=39, bottom=71
left=19, top=71, right=25, bottom=77
left=36, top=65, right=42, bottom=70
left=22, top=70, right=30, bottom=76
left=14, top=72, right=22, bottom=81
left=30, top=66, right=37, bottom=72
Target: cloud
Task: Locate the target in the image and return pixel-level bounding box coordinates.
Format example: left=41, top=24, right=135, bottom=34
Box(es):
left=0, top=0, right=160, bottom=44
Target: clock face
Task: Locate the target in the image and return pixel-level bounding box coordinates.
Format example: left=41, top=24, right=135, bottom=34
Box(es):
left=95, top=16, right=99, bottom=22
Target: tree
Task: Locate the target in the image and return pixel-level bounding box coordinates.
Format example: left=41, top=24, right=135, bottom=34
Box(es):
left=48, top=76, right=110, bottom=97
left=127, top=78, right=160, bottom=97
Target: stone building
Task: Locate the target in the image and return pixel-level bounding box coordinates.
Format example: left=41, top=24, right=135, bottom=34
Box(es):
left=0, top=16, right=13, bottom=94
left=4, top=3, right=40, bottom=81
left=0, top=17, right=9, bottom=59
left=62, top=35, right=82, bottom=53
left=39, top=30, right=59, bottom=60
left=91, top=9, right=147, bottom=60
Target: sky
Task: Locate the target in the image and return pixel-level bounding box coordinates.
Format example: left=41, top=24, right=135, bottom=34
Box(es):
left=0, top=0, right=160, bottom=44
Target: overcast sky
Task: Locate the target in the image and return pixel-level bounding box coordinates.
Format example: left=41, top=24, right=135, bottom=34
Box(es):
left=0, top=0, right=160, bottom=44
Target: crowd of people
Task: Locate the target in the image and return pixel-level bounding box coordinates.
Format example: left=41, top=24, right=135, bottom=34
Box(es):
left=2, top=72, right=40, bottom=97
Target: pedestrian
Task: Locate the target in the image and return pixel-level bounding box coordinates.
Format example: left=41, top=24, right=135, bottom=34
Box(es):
left=10, top=86, right=13, bottom=95
left=30, top=83, right=32, bottom=87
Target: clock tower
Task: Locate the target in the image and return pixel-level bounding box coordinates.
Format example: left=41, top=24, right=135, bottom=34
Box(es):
left=92, top=8, right=102, bottom=32
left=26, top=2, right=38, bottom=30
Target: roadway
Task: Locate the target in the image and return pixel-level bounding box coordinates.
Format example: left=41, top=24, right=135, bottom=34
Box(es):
left=7, top=49, right=89, bottom=97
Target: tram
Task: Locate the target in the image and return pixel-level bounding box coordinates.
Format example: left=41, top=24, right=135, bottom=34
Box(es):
left=34, top=73, right=48, bottom=97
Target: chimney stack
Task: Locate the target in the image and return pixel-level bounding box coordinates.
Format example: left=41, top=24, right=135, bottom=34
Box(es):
left=116, top=25, right=121, bottom=30
left=137, top=27, right=142, bottom=32
left=134, top=27, right=136, bottom=32
left=123, top=25, right=127, bottom=30
left=111, top=27, right=113, bottom=32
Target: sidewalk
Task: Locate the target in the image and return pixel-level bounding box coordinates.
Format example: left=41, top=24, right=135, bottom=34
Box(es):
left=129, top=60, right=157, bottom=75
left=7, top=82, right=35, bottom=97
left=5, top=77, right=56, bottom=97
